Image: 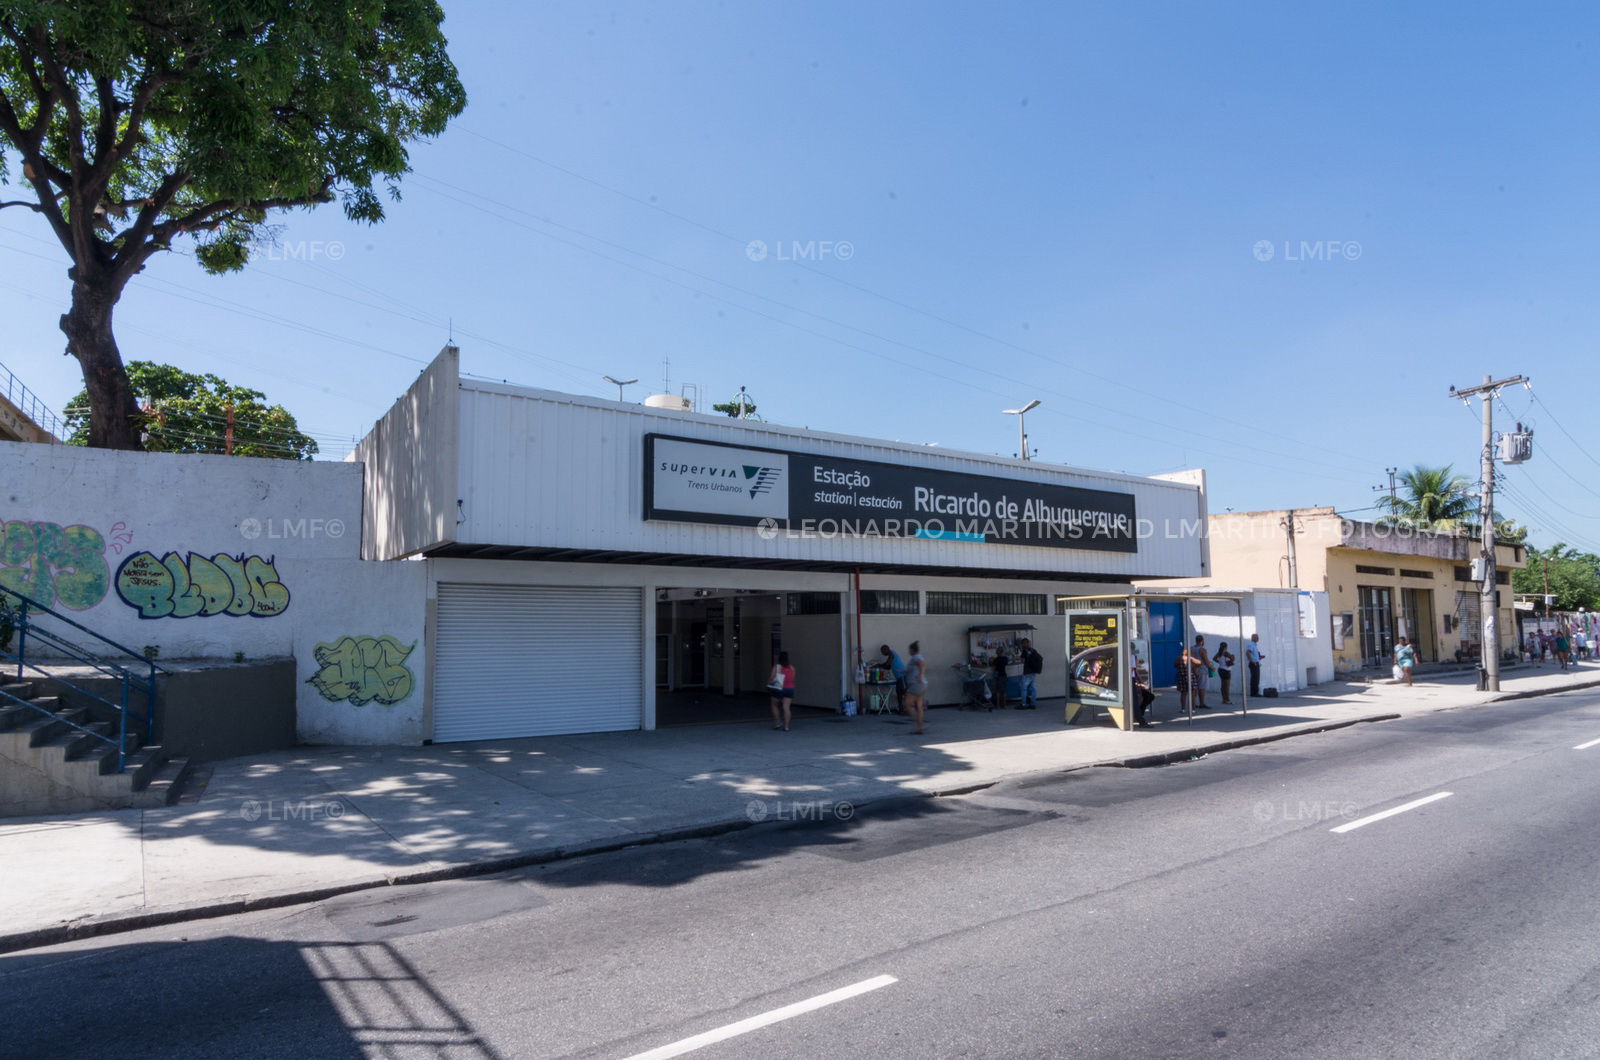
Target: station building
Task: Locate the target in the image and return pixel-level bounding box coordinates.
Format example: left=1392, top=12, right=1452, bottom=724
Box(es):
left=354, top=347, right=1213, bottom=741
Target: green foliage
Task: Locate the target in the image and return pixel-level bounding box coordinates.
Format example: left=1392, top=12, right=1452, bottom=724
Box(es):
left=63, top=361, right=318, bottom=459
left=0, top=0, right=466, bottom=441
left=1511, top=544, right=1600, bottom=612
left=1376, top=465, right=1476, bottom=530
left=711, top=399, right=758, bottom=417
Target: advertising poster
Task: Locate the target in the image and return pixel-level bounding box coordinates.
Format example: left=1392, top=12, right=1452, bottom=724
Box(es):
left=1066, top=611, right=1126, bottom=727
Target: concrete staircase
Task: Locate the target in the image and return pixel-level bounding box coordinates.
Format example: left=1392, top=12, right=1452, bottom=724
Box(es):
left=0, top=678, right=190, bottom=817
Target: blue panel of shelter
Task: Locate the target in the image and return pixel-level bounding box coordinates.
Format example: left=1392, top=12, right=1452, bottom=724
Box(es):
left=1148, top=600, right=1184, bottom=689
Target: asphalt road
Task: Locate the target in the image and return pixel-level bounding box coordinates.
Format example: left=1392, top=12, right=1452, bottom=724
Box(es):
left=4, top=690, right=1599, bottom=1059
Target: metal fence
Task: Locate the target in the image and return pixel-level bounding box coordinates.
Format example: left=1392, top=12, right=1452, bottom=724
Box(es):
left=0, top=359, right=64, bottom=440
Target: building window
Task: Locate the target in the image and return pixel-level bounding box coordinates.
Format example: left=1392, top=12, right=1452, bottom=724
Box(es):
left=860, top=590, right=919, bottom=615
left=1399, top=569, right=1433, bottom=579
left=926, top=592, right=1047, bottom=616
left=1455, top=566, right=1510, bottom=585
left=786, top=592, right=841, bottom=616
left=1355, top=564, right=1395, bottom=576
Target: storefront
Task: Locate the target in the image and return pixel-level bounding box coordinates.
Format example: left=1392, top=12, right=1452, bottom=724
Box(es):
left=355, top=347, right=1211, bottom=741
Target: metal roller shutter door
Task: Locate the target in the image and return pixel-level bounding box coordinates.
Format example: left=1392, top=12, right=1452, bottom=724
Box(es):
left=434, top=584, right=642, bottom=741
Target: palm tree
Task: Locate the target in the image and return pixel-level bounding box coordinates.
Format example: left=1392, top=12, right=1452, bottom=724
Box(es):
left=1377, top=465, right=1476, bottom=530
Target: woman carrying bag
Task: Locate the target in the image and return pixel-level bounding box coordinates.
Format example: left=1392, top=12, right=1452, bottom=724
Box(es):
left=768, top=652, right=796, bottom=731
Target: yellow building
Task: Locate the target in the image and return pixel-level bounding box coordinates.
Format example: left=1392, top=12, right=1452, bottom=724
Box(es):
left=1144, top=507, right=1525, bottom=673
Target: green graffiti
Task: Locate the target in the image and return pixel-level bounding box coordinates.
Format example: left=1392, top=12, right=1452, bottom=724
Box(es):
left=115, top=551, right=291, bottom=619
left=0, top=520, right=110, bottom=611
left=306, top=635, right=416, bottom=706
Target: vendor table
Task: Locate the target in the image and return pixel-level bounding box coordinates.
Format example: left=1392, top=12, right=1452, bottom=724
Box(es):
left=861, top=680, right=899, bottom=715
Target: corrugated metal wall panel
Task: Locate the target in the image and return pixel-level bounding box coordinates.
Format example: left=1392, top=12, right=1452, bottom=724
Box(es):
left=434, top=583, right=641, bottom=741
left=454, top=384, right=1206, bottom=578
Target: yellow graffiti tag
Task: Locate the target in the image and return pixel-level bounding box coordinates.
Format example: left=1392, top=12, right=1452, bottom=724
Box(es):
left=115, top=551, right=291, bottom=619
left=306, top=635, right=416, bottom=707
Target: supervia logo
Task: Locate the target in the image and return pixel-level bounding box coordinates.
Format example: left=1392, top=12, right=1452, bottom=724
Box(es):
left=745, top=466, right=782, bottom=498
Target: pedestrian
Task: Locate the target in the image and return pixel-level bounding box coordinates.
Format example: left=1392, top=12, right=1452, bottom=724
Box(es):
left=1190, top=635, right=1212, bottom=709
left=903, top=641, right=929, bottom=734
left=1525, top=633, right=1540, bottom=666
left=1132, top=657, right=1155, bottom=728
left=1554, top=628, right=1571, bottom=671
left=1017, top=637, right=1044, bottom=709
left=1174, top=645, right=1195, bottom=714
left=1393, top=637, right=1416, bottom=687
left=873, top=643, right=908, bottom=705
left=768, top=651, right=795, bottom=731
left=1214, top=641, right=1236, bottom=705
left=1576, top=628, right=1590, bottom=661
left=1245, top=633, right=1264, bottom=698
left=989, top=646, right=1009, bottom=710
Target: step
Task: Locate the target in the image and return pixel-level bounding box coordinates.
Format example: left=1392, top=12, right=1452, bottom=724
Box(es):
left=57, top=721, right=114, bottom=761
left=0, top=681, right=35, bottom=701
left=0, top=702, right=45, bottom=732
left=133, top=756, right=190, bottom=808
left=124, top=744, right=167, bottom=788
left=19, top=705, right=81, bottom=746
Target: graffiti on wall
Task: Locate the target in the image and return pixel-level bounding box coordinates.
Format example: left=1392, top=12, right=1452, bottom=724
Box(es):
left=0, top=520, right=113, bottom=611
left=115, top=551, right=291, bottom=619
left=306, top=635, right=416, bottom=706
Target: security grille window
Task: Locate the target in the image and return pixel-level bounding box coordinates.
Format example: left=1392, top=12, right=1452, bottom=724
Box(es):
left=926, top=592, right=1047, bottom=616
left=1400, top=569, right=1433, bottom=579
left=1355, top=565, right=1395, bottom=576
left=860, top=590, right=920, bottom=615
left=786, top=592, right=841, bottom=616
left=1455, top=567, right=1471, bottom=582
left=1056, top=597, right=1132, bottom=613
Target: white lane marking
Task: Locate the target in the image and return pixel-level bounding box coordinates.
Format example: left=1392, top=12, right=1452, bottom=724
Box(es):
left=621, top=975, right=897, bottom=1060
left=1330, top=792, right=1453, bottom=834
left=1575, top=736, right=1600, bottom=750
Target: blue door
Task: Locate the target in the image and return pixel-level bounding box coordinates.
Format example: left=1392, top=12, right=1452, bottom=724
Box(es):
left=1149, top=600, right=1184, bottom=689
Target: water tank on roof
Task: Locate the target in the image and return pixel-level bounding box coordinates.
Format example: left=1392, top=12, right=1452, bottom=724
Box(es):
left=644, top=393, right=693, bottom=412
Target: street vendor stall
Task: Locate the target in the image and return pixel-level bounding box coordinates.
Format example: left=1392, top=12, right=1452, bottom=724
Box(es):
left=967, top=623, right=1035, bottom=703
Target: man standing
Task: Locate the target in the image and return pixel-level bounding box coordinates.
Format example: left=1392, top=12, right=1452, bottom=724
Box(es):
left=1017, top=637, right=1044, bottom=709
left=1245, top=633, right=1264, bottom=698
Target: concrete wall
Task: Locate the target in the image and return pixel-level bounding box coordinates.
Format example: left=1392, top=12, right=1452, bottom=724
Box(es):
left=45, top=662, right=297, bottom=763
left=2, top=441, right=428, bottom=748
left=351, top=345, right=459, bottom=561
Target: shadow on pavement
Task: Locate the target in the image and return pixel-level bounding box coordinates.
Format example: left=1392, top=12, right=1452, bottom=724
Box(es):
left=0, top=936, right=502, bottom=1060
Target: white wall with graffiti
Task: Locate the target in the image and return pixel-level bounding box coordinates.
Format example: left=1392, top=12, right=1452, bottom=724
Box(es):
left=2, top=441, right=426, bottom=745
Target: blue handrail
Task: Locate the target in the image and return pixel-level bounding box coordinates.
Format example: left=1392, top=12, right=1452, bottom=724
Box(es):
left=0, top=584, right=160, bottom=772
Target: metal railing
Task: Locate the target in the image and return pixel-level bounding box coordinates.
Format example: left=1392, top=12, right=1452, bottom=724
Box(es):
left=0, top=359, right=65, bottom=441
left=0, top=584, right=159, bottom=772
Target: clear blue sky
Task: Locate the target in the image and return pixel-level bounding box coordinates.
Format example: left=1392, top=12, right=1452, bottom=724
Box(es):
left=4, top=1, right=1599, bottom=551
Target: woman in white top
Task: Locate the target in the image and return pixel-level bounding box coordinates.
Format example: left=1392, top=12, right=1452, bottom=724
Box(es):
left=903, top=641, right=929, bottom=735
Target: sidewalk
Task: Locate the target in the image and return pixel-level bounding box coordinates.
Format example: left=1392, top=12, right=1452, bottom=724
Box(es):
left=4, top=664, right=1598, bottom=953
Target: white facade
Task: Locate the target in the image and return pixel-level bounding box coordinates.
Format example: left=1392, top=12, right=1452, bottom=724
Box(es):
left=350, top=347, right=1214, bottom=743
left=1173, top=589, right=1334, bottom=693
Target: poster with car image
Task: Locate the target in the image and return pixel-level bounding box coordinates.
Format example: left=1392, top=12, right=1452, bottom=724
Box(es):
left=1067, top=612, right=1124, bottom=704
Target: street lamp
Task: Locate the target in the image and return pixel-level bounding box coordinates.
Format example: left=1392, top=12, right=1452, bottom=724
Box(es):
left=603, top=375, right=637, bottom=402
left=1003, top=399, right=1041, bottom=460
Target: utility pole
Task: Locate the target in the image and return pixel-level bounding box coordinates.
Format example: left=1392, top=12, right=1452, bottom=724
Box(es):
left=1281, top=510, right=1299, bottom=588
left=1372, top=467, right=1398, bottom=509
left=224, top=404, right=235, bottom=456
left=1447, top=373, right=1528, bottom=691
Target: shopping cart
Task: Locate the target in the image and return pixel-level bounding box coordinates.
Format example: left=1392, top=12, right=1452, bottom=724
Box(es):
left=954, top=664, right=994, bottom=710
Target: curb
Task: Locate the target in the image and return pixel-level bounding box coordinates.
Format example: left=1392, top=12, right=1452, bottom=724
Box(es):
left=3, top=684, right=1592, bottom=956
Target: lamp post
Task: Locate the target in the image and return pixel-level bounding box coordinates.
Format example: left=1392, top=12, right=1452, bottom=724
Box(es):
left=603, top=375, right=637, bottom=403
left=1003, top=399, right=1041, bottom=460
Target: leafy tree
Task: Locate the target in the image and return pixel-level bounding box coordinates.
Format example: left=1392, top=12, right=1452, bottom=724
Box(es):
left=0, top=1, right=466, bottom=449
left=1376, top=465, right=1476, bottom=530
left=1511, top=544, right=1600, bottom=613
left=63, top=361, right=317, bottom=459
left=712, top=388, right=758, bottom=418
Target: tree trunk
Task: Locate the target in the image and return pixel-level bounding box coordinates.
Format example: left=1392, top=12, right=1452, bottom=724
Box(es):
left=60, top=275, right=142, bottom=450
